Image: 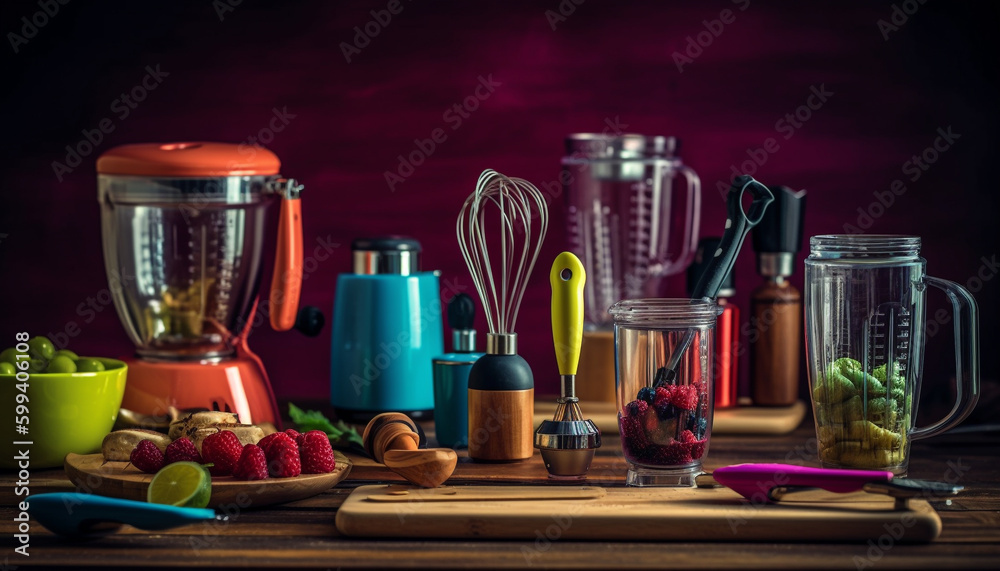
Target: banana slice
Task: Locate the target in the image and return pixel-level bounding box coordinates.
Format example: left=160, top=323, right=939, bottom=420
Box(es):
left=112, top=408, right=173, bottom=432
left=190, top=425, right=265, bottom=454
left=168, top=411, right=240, bottom=440
left=102, top=429, right=173, bottom=462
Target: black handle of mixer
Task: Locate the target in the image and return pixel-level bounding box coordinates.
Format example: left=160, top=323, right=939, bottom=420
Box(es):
left=691, top=175, right=774, bottom=299
left=652, top=176, right=773, bottom=389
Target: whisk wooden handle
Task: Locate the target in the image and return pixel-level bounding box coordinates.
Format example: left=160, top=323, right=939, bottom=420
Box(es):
left=467, top=388, right=535, bottom=461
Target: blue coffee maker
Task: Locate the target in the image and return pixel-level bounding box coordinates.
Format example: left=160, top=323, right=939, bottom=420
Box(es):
left=330, top=237, right=443, bottom=423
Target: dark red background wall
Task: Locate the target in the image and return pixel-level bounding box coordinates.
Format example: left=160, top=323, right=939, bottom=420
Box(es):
left=1, top=0, right=997, bottom=419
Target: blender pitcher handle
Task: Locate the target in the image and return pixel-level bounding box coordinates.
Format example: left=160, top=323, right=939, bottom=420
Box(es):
left=269, top=179, right=304, bottom=331
left=670, top=164, right=702, bottom=274
left=910, top=276, right=980, bottom=440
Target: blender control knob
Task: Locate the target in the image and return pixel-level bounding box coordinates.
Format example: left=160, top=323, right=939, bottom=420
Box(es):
left=294, top=306, right=325, bottom=337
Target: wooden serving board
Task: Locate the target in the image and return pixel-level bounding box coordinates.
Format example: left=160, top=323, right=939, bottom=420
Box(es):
left=64, top=451, right=351, bottom=509
left=363, top=484, right=606, bottom=502
left=336, top=484, right=941, bottom=542
left=534, top=400, right=807, bottom=435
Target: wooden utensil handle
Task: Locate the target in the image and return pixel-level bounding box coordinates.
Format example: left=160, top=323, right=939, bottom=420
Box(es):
left=467, top=388, right=534, bottom=461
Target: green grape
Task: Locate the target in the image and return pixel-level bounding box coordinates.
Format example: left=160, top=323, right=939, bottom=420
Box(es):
left=27, top=359, right=47, bottom=373
left=45, top=355, right=78, bottom=374
left=53, top=349, right=79, bottom=360
left=0, top=362, right=15, bottom=375
left=27, top=336, right=56, bottom=361
left=75, top=358, right=105, bottom=373
left=0, top=347, right=19, bottom=364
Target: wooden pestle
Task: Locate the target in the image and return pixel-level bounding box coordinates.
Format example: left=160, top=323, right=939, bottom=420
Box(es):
left=362, top=413, right=457, bottom=488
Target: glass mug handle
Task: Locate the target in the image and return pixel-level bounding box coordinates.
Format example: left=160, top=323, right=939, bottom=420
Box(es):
left=654, top=163, right=701, bottom=276
left=910, top=276, right=980, bottom=440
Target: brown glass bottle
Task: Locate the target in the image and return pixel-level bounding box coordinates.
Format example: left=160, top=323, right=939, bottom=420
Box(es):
left=750, top=277, right=801, bottom=406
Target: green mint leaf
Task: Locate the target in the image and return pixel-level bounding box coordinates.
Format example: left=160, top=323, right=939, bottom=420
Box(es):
left=287, top=402, right=364, bottom=450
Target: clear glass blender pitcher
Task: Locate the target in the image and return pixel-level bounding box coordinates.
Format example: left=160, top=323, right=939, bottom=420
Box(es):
left=98, top=142, right=303, bottom=360
left=804, top=235, right=979, bottom=475
left=563, top=134, right=701, bottom=328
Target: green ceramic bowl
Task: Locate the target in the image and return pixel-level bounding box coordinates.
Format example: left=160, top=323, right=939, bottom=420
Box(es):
left=1, top=358, right=127, bottom=470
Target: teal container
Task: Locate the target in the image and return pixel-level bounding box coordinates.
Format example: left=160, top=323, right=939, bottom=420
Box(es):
left=330, top=238, right=443, bottom=423
left=432, top=293, right=483, bottom=449
left=432, top=353, right=482, bottom=449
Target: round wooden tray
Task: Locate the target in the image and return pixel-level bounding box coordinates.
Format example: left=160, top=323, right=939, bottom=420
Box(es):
left=64, top=451, right=351, bottom=509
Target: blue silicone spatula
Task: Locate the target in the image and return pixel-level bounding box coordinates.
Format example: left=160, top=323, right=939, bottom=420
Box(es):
left=26, top=493, right=225, bottom=537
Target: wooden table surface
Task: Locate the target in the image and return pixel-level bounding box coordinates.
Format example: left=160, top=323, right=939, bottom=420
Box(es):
left=2, top=404, right=998, bottom=570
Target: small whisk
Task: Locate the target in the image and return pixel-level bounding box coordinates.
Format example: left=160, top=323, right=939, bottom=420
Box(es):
left=457, top=169, right=549, bottom=343
left=457, top=169, right=549, bottom=461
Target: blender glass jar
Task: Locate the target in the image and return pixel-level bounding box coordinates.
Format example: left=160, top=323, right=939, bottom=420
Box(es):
left=805, top=235, right=979, bottom=474
left=98, top=143, right=288, bottom=360
left=563, top=134, right=701, bottom=328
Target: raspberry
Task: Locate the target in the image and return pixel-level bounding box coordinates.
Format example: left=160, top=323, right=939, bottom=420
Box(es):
left=298, top=430, right=336, bottom=474
left=257, top=432, right=283, bottom=456
left=655, top=441, right=693, bottom=465
left=679, top=429, right=697, bottom=444
left=233, top=444, right=269, bottom=481
left=625, top=399, right=648, bottom=418
left=265, top=433, right=301, bottom=478
left=637, top=386, right=656, bottom=404
left=130, top=439, right=165, bottom=474
left=164, top=437, right=202, bottom=465
left=653, top=386, right=673, bottom=408
left=619, top=414, right=650, bottom=461
left=284, top=428, right=301, bottom=440
left=670, top=385, right=699, bottom=411
left=689, top=439, right=707, bottom=460
left=202, top=430, right=243, bottom=476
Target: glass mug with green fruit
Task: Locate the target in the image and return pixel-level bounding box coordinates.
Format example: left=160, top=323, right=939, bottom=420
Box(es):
left=805, top=235, right=979, bottom=475
left=0, top=336, right=107, bottom=375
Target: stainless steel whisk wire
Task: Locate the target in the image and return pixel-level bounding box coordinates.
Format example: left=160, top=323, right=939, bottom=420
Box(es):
left=457, top=169, right=549, bottom=336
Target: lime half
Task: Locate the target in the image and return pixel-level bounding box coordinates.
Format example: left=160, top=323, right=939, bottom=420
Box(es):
left=147, top=462, right=212, bottom=508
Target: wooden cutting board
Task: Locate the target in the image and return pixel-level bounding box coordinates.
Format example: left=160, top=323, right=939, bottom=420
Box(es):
left=64, top=451, right=351, bottom=509
left=336, top=484, right=941, bottom=542
left=534, top=400, right=807, bottom=435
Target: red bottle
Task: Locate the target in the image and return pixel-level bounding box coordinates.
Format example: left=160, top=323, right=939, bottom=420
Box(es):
left=715, top=295, right=740, bottom=409
left=688, top=238, right=739, bottom=409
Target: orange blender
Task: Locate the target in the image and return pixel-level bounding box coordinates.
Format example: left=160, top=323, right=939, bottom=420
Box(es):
left=96, top=142, right=305, bottom=426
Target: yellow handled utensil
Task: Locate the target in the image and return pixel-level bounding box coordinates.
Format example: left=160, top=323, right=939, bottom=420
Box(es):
left=534, top=251, right=600, bottom=479
left=550, top=251, right=586, bottom=377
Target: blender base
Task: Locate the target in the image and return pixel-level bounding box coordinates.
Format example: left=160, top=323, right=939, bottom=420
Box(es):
left=120, top=350, right=280, bottom=428
left=626, top=463, right=702, bottom=487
